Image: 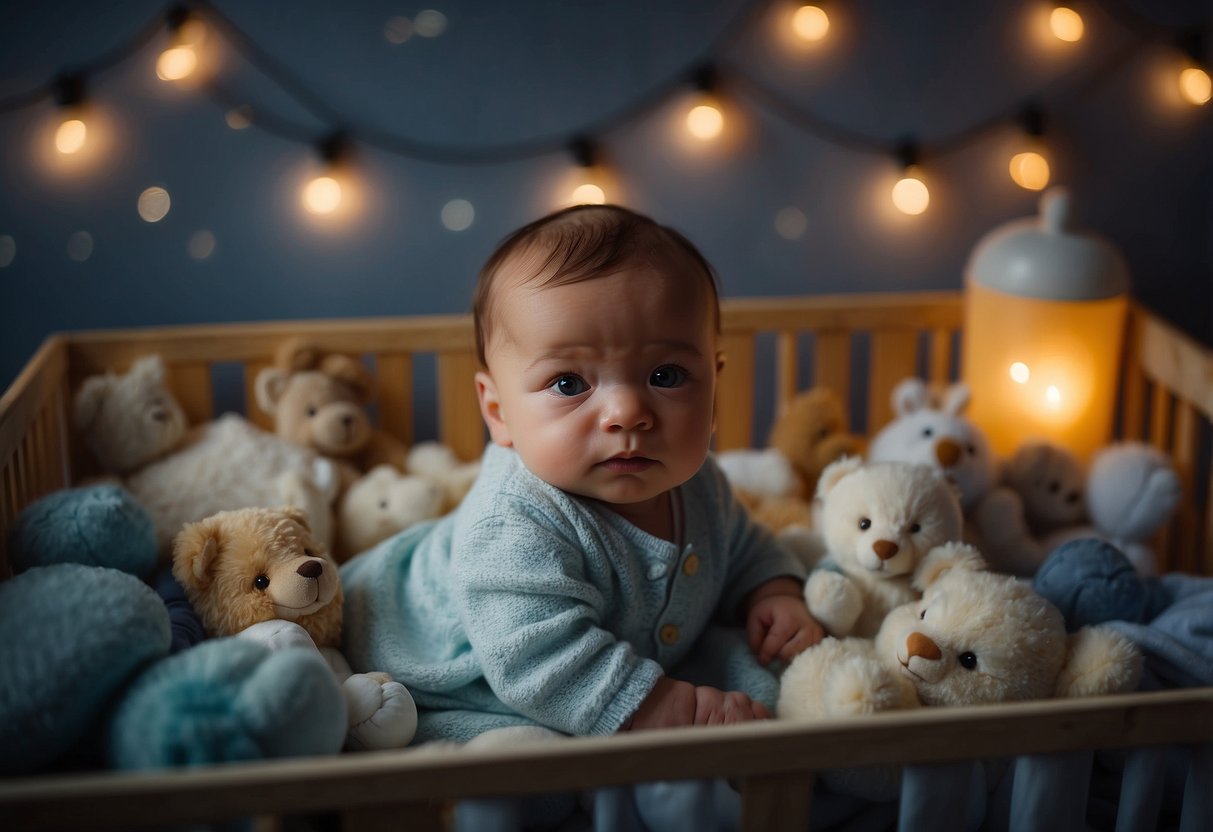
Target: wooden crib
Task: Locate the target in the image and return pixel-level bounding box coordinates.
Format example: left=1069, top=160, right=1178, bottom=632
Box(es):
left=1, top=291, right=1211, bottom=831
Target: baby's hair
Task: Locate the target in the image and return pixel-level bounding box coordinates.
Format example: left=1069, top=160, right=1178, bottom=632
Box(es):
left=473, top=204, right=720, bottom=366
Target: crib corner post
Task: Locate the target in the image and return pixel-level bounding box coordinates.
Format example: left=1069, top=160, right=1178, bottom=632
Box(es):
left=739, top=771, right=814, bottom=832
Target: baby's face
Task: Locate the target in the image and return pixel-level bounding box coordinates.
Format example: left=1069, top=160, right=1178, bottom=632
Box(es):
left=476, top=263, right=719, bottom=516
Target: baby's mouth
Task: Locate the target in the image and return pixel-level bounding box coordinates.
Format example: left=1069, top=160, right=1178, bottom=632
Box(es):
left=601, top=455, right=656, bottom=473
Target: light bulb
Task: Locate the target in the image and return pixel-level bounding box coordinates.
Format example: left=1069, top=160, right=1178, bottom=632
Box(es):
left=685, top=102, right=724, bottom=141
left=1009, top=150, right=1051, bottom=191
left=157, top=45, right=197, bottom=81
left=792, top=5, right=829, bottom=42
left=891, top=168, right=929, bottom=215
left=1009, top=362, right=1031, bottom=384
left=302, top=176, right=342, bottom=215
left=570, top=183, right=606, bottom=205
left=1045, top=385, right=1062, bottom=407
left=1050, top=7, right=1083, bottom=43
left=1179, top=66, right=1211, bottom=105
left=55, top=118, right=87, bottom=155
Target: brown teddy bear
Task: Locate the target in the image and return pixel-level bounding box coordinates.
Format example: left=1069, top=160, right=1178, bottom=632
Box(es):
left=718, top=387, right=865, bottom=532
left=172, top=506, right=417, bottom=750
left=254, top=338, right=410, bottom=491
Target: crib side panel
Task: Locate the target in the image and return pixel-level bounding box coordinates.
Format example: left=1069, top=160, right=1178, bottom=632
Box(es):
left=1117, top=304, right=1213, bottom=574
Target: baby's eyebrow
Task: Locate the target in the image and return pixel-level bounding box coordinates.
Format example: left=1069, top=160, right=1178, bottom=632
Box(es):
left=526, top=340, right=704, bottom=371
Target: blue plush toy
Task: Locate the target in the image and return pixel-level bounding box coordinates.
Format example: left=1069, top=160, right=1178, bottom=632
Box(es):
left=1033, top=538, right=1172, bottom=631
left=1, top=484, right=348, bottom=774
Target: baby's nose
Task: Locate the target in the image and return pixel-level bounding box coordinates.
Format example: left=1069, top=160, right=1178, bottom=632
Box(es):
left=601, top=387, right=653, bottom=431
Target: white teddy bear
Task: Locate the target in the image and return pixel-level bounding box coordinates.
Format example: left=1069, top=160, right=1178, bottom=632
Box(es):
left=336, top=464, right=446, bottom=560
left=73, top=354, right=188, bottom=475
left=778, top=542, right=1143, bottom=799
left=803, top=456, right=963, bottom=639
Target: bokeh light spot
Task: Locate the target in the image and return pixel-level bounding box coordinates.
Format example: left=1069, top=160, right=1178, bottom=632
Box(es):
left=67, top=231, right=94, bottom=262
left=138, top=187, right=172, bottom=223
left=441, top=199, right=475, bottom=231
left=188, top=229, right=216, bottom=260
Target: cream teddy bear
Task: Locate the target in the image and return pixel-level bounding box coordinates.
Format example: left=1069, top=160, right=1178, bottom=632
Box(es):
left=173, top=506, right=418, bottom=751
left=803, top=456, right=963, bottom=639
left=73, top=354, right=188, bottom=475
left=336, top=464, right=446, bottom=561
left=778, top=542, right=1143, bottom=799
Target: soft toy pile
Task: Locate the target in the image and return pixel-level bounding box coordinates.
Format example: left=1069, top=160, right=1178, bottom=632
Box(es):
left=778, top=542, right=1143, bottom=799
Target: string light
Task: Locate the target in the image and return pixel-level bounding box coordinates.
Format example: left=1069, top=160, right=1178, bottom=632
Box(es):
left=791, top=4, right=830, bottom=43
left=301, top=133, right=348, bottom=215
left=1050, top=6, right=1085, bottom=43
left=53, top=75, right=87, bottom=155
left=1009, top=105, right=1051, bottom=191
left=156, top=6, right=204, bottom=82
left=1177, top=30, right=1211, bottom=106
left=891, top=141, right=929, bottom=216
left=564, top=137, right=608, bottom=206
left=685, top=65, right=725, bottom=142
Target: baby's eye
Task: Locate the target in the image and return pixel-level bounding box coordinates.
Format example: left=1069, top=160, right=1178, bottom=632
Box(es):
left=958, top=651, right=978, bottom=670
left=551, top=375, right=588, bottom=397
left=858, top=517, right=871, bottom=531
left=650, top=365, right=687, bottom=389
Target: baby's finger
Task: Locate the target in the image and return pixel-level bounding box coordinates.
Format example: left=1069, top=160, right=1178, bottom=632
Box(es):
left=758, top=620, right=793, bottom=665
left=751, top=700, right=771, bottom=720
left=746, top=615, right=767, bottom=655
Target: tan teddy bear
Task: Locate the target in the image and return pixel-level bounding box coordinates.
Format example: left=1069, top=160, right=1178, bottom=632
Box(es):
left=778, top=542, right=1142, bottom=799
left=803, top=456, right=964, bottom=639
left=73, top=354, right=188, bottom=475
left=254, top=338, right=410, bottom=491
left=172, top=506, right=417, bottom=750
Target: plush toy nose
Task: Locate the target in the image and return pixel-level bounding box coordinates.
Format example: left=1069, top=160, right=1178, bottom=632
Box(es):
left=297, top=559, right=324, bottom=578
left=906, top=631, right=942, bottom=661
left=935, top=438, right=961, bottom=467
left=1066, top=490, right=1081, bottom=505
left=872, top=539, right=900, bottom=561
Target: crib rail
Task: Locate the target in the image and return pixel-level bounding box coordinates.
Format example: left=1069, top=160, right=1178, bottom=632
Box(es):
left=1, top=687, right=1209, bottom=832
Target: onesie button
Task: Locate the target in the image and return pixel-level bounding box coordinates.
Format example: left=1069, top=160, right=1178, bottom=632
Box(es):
left=682, top=553, right=700, bottom=576
left=648, top=563, right=668, bottom=580
left=660, top=624, right=680, bottom=646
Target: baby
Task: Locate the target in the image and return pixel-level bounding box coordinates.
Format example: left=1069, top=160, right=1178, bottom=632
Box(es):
left=341, top=204, right=823, bottom=744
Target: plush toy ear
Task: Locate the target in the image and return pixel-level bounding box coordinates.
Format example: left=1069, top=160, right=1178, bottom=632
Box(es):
left=254, top=367, right=290, bottom=416
left=913, top=542, right=986, bottom=591
left=128, top=354, right=166, bottom=385
left=1054, top=626, right=1143, bottom=698
left=73, top=374, right=113, bottom=431
left=279, top=506, right=313, bottom=533
left=890, top=377, right=930, bottom=416
left=171, top=516, right=225, bottom=591
left=319, top=354, right=373, bottom=403
left=275, top=337, right=322, bottom=372
left=814, top=455, right=864, bottom=499
left=941, top=382, right=971, bottom=416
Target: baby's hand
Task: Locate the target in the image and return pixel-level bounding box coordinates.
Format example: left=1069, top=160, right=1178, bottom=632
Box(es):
left=747, top=591, right=825, bottom=666
left=623, top=678, right=768, bottom=731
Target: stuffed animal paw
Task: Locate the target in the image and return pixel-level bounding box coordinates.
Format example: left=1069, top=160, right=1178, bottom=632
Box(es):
left=804, top=570, right=863, bottom=637
left=341, top=671, right=419, bottom=751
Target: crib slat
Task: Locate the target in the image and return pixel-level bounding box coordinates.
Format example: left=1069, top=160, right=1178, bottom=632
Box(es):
left=167, top=362, right=214, bottom=425
left=776, top=332, right=799, bottom=416
left=243, top=361, right=274, bottom=430
left=812, top=331, right=851, bottom=423
left=1171, top=401, right=1199, bottom=574
left=868, top=329, right=919, bottom=433
left=1149, top=383, right=1171, bottom=451
left=740, top=772, right=813, bottom=832
left=373, top=354, right=414, bottom=449
left=436, top=351, right=483, bottom=462
left=717, top=332, right=756, bottom=451
left=1120, top=309, right=1146, bottom=441
left=928, top=328, right=952, bottom=386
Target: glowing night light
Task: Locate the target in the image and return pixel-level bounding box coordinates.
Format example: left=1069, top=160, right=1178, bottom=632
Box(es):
left=1179, top=66, right=1211, bottom=105
left=891, top=170, right=929, bottom=215
left=1045, top=385, right=1062, bottom=407
left=1009, top=150, right=1051, bottom=191
left=55, top=118, right=87, bottom=155
left=685, top=103, right=724, bottom=141
left=1009, top=362, right=1030, bottom=384
left=303, top=176, right=342, bottom=215
left=1049, top=7, right=1083, bottom=42
left=792, top=5, right=829, bottom=42
left=570, top=183, right=606, bottom=205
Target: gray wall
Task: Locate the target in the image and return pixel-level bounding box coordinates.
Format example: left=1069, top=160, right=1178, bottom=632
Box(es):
left=1, top=0, right=1209, bottom=441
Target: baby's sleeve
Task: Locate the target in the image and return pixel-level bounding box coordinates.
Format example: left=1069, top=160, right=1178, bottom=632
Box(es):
left=452, top=508, right=663, bottom=736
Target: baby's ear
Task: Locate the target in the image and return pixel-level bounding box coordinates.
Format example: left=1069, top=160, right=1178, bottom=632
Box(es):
left=475, top=371, right=512, bottom=447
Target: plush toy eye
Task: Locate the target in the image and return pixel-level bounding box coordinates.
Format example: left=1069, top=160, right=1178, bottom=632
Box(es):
left=966, top=443, right=977, bottom=455
left=919, top=609, right=926, bottom=620
left=379, top=499, right=389, bottom=509
left=921, top=427, right=933, bottom=438
left=858, top=517, right=871, bottom=531
left=253, top=574, right=270, bottom=591
left=1048, top=480, right=1060, bottom=493
left=958, top=651, right=978, bottom=669
left=909, top=522, right=921, bottom=533
left=306, top=406, right=318, bottom=417
left=817, top=427, right=830, bottom=439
